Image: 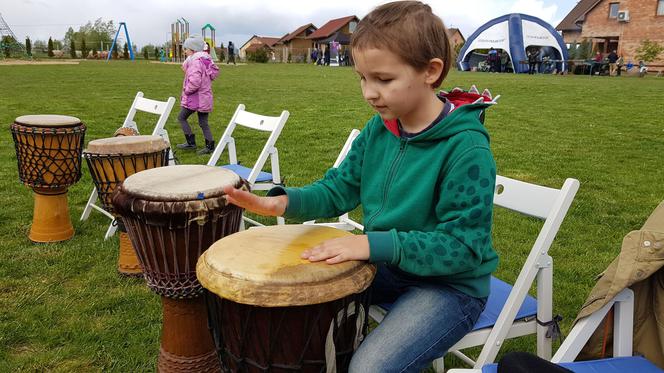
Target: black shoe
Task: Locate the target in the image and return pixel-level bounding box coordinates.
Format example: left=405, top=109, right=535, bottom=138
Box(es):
left=176, top=134, right=196, bottom=150
left=197, top=139, right=215, bottom=155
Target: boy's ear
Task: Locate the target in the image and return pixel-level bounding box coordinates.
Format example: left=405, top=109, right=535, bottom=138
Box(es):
left=424, top=58, right=444, bottom=86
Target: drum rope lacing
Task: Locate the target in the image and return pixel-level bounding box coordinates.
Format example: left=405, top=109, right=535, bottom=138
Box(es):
left=11, top=123, right=86, bottom=189
left=84, top=149, right=170, bottom=213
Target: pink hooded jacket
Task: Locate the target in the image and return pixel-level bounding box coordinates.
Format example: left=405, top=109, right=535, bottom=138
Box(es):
left=181, top=51, right=219, bottom=112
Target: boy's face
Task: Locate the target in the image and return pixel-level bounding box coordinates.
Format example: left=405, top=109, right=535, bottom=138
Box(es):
left=184, top=48, right=194, bottom=57
left=353, top=47, right=434, bottom=122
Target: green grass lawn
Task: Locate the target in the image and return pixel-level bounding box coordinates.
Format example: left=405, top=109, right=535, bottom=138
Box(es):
left=1, top=60, right=663, bottom=372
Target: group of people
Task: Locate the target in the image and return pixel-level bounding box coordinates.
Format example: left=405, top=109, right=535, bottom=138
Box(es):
left=310, top=45, right=351, bottom=66
left=486, top=47, right=510, bottom=72
left=592, top=50, right=649, bottom=77
left=176, top=1, right=500, bottom=371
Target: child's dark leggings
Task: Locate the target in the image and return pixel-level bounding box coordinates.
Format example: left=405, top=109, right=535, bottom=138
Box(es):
left=178, top=108, right=214, bottom=142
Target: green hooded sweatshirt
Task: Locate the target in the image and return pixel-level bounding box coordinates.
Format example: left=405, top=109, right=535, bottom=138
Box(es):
left=268, top=103, right=499, bottom=298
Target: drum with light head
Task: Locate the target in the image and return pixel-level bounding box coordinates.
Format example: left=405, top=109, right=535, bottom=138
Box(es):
left=10, top=114, right=86, bottom=242
left=197, top=225, right=376, bottom=372
left=112, top=164, right=245, bottom=371
left=83, top=135, right=169, bottom=276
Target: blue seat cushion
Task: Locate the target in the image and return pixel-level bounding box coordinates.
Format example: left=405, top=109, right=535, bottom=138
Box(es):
left=378, top=276, right=538, bottom=331
left=221, top=164, right=273, bottom=183
left=481, top=356, right=663, bottom=373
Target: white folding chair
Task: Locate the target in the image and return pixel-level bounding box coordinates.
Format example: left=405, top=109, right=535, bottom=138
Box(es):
left=302, top=129, right=364, bottom=231
left=207, top=104, right=289, bottom=226
left=448, top=288, right=651, bottom=373
left=80, top=91, right=176, bottom=239
left=368, top=175, right=580, bottom=371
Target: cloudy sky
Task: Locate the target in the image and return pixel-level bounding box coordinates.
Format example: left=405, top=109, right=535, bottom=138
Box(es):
left=4, top=0, right=578, bottom=49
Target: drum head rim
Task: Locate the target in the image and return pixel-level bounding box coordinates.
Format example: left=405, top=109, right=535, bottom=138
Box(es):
left=118, top=165, right=242, bottom=201
left=84, top=135, right=169, bottom=155
left=14, top=114, right=83, bottom=128
left=197, top=257, right=376, bottom=307
left=196, top=225, right=377, bottom=306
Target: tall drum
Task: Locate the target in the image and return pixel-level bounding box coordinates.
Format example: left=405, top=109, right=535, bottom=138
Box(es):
left=197, top=225, right=376, bottom=373
left=112, top=165, right=246, bottom=372
left=83, top=135, right=170, bottom=276
left=10, top=115, right=86, bottom=242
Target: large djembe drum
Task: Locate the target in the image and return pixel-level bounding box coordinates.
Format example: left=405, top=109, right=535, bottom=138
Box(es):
left=197, top=225, right=376, bottom=373
left=10, top=115, right=86, bottom=242
left=83, top=135, right=170, bottom=276
left=112, top=165, right=246, bottom=372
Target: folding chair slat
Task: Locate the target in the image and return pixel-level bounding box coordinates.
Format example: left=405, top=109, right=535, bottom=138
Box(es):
left=208, top=104, right=289, bottom=226
left=80, top=91, right=176, bottom=239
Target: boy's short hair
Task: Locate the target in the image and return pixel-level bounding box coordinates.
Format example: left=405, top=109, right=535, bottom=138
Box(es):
left=351, top=1, right=452, bottom=88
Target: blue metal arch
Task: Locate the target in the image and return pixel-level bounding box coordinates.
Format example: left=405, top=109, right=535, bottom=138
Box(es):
left=456, top=13, right=568, bottom=73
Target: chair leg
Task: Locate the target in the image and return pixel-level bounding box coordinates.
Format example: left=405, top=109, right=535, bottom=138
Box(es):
left=537, top=263, right=553, bottom=359
left=80, top=188, right=98, bottom=221
left=104, top=219, right=118, bottom=240
left=432, top=357, right=445, bottom=373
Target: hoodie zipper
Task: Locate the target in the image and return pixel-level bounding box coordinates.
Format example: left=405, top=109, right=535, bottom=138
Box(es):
left=366, top=138, right=408, bottom=228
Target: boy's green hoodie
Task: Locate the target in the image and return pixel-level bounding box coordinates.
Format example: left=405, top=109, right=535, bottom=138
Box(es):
left=268, top=103, right=498, bottom=298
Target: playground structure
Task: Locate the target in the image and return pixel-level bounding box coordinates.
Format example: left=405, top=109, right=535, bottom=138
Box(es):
left=202, top=23, right=218, bottom=60
left=0, top=13, right=26, bottom=58
left=107, top=22, right=134, bottom=61
left=170, top=18, right=189, bottom=63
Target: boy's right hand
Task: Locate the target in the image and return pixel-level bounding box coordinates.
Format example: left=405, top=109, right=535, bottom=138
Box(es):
left=222, top=185, right=287, bottom=217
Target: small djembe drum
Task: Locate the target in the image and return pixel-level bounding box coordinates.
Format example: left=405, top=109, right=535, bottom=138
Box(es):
left=197, top=225, right=376, bottom=373
left=83, top=135, right=170, bottom=276
left=10, top=115, right=86, bottom=242
left=112, top=165, right=246, bottom=372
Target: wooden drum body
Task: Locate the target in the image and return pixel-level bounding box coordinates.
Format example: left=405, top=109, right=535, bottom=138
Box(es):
left=10, top=115, right=86, bottom=242
left=84, top=135, right=170, bottom=276
left=197, top=225, right=376, bottom=373
left=112, top=165, right=246, bottom=372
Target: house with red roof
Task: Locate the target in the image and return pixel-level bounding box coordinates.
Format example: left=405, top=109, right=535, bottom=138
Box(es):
left=239, top=35, right=282, bottom=60
left=307, top=15, right=359, bottom=47
left=556, top=0, right=664, bottom=65
left=307, top=15, right=359, bottom=65
left=277, top=23, right=318, bottom=62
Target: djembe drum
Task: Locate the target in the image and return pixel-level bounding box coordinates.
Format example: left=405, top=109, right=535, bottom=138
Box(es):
left=10, top=115, right=86, bottom=242
left=197, top=225, right=376, bottom=373
left=112, top=165, right=246, bottom=372
left=83, top=135, right=169, bottom=276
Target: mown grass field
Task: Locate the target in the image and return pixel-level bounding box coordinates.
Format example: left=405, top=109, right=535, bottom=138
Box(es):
left=1, top=60, right=663, bottom=372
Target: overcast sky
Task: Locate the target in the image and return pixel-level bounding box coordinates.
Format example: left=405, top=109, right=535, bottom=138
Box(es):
left=4, top=0, right=578, bottom=49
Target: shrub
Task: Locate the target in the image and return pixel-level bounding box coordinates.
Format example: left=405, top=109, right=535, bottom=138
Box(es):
left=635, top=39, right=664, bottom=63
left=248, top=48, right=269, bottom=63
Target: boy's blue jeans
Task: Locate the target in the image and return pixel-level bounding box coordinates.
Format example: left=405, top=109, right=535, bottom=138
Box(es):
left=349, top=264, right=487, bottom=373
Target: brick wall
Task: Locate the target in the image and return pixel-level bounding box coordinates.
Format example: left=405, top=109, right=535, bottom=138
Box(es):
left=581, top=0, right=664, bottom=64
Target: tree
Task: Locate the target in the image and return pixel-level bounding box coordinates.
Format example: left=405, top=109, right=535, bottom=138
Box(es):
left=81, top=38, right=87, bottom=58
left=25, top=37, right=32, bottom=57
left=48, top=37, right=54, bottom=57
left=635, top=39, right=664, bottom=63
left=70, top=38, right=77, bottom=58
left=123, top=42, right=129, bottom=59
left=143, top=46, right=149, bottom=60
left=454, top=41, right=465, bottom=59
left=112, top=42, right=119, bottom=59
left=62, top=18, right=115, bottom=57
left=1, top=36, right=14, bottom=58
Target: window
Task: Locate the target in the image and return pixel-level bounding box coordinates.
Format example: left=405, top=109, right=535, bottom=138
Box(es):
left=658, top=0, right=664, bottom=15
left=349, top=21, right=357, bottom=33
left=609, top=2, right=620, bottom=18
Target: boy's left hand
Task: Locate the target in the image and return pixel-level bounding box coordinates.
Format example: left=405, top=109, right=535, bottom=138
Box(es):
left=301, top=235, right=370, bottom=264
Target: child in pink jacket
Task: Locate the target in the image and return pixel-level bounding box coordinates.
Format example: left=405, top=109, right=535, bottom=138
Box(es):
left=177, top=34, right=220, bottom=155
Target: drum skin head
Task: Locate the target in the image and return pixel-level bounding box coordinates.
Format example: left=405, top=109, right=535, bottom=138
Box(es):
left=121, top=165, right=241, bottom=201
left=197, top=225, right=376, bottom=307
left=15, top=114, right=81, bottom=127
left=85, top=135, right=168, bottom=155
